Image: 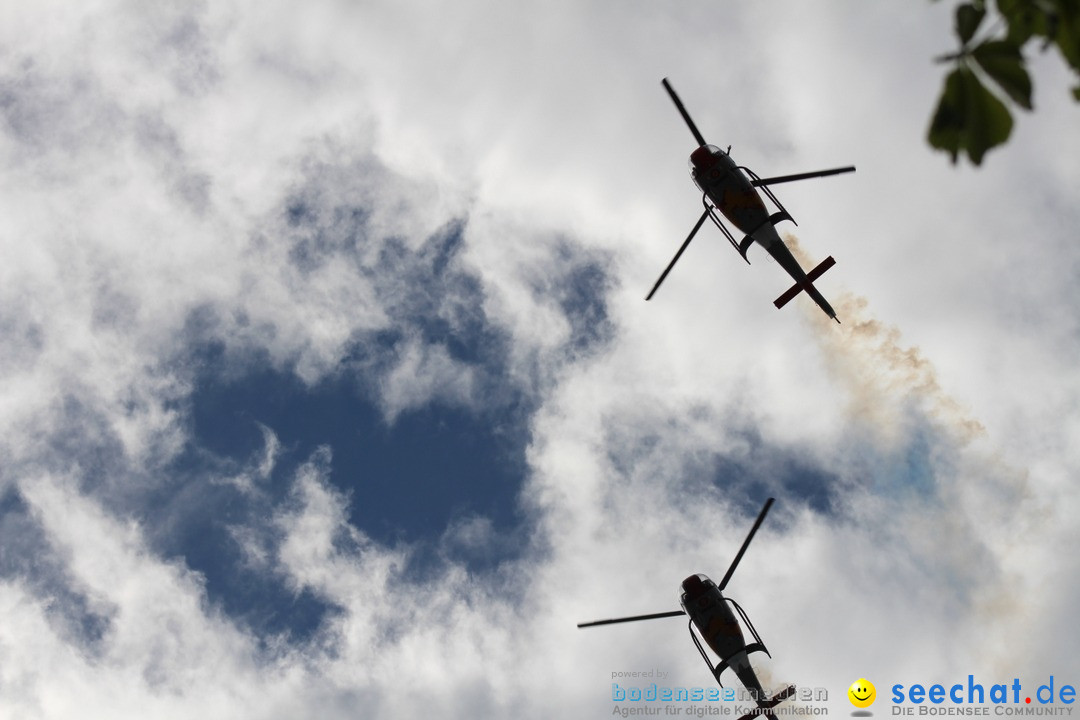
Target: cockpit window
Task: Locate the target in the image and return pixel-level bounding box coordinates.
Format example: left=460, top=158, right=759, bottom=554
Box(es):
left=688, top=145, right=727, bottom=176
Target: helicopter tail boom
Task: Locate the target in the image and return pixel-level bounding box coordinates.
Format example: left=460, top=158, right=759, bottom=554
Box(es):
left=734, top=685, right=796, bottom=720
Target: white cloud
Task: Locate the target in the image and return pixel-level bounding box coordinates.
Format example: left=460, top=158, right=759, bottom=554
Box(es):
left=1, top=0, right=1078, bottom=717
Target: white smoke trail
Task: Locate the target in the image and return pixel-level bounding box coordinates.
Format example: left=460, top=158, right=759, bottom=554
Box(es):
left=784, top=233, right=1048, bottom=678
left=786, top=234, right=984, bottom=449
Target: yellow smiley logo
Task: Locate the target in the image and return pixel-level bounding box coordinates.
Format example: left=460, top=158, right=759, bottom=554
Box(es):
left=848, top=678, right=876, bottom=708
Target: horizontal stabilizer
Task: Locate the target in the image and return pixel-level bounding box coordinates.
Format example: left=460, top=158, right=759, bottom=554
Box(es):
left=764, top=685, right=796, bottom=708
left=734, top=685, right=796, bottom=720
left=736, top=709, right=778, bottom=720
left=773, top=255, right=836, bottom=309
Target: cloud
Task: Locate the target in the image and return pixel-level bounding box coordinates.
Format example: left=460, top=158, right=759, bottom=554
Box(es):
left=4, top=475, right=283, bottom=719
left=2, top=0, right=1079, bottom=718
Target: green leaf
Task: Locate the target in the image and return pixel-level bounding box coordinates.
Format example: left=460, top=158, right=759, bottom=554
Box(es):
left=971, top=40, right=1034, bottom=108
left=928, top=68, right=967, bottom=163
left=998, top=0, right=1051, bottom=45
left=956, top=3, right=987, bottom=44
left=996, top=0, right=1080, bottom=97
left=996, top=0, right=1035, bottom=28
left=1052, top=1, right=1080, bottom=74
left=960, top=65, right=1015, bottom=164
left=928, top=65, right=1014, bottom=165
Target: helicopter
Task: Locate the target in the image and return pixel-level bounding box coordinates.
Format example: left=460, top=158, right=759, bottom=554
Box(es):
left=578, top=498, right=795, bottom=720
left=647, top=78, right=855, bottom=324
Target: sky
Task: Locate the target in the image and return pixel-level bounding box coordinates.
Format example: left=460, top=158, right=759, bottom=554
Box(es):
left=1, top=1, right=1078, bottom=718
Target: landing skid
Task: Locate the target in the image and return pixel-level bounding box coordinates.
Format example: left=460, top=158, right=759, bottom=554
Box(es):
left=701, top=194, right=748, bottom=265
left=700, top=170, right=798, bottom=267
left=740, top=167, right=797, bottom=229
left=686, top=597, right=772, bottom=688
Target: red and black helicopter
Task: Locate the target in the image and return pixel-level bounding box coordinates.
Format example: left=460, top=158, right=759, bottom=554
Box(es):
left=647, top=78, right=855, bottom=323
left=578, top=498, right=795, bottom=720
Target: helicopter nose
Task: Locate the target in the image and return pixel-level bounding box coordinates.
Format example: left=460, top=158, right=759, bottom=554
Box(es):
left=689, top=146, right=717, bottom=170
left=681, top=573, right=708, bottom=593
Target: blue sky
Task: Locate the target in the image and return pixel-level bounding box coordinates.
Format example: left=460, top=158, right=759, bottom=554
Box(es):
left=1, top=1, right=1078, bottom=718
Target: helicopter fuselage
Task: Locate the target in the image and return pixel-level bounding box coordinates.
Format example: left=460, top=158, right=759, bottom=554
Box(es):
left=687, top=144, right=838, bottom=322
left=577, top=497, right=788, bottom=717
left=689, top=146, right=771, bottom=241
left=680, top=573, right=767, bottom=699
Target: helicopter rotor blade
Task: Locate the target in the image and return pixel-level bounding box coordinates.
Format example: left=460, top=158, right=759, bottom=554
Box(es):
left=578, top=610, right=685, bottom=628
left=717, top=498, right=775, bottom=592
left=662, top=78, right=707, bottom=148
left=750, top=166, right=856, bottom=187
left=645, top=208, right=710, bottom=301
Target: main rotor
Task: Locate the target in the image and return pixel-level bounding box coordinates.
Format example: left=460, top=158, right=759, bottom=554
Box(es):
left=663, top=78, right=707, bottom=148
left=577, top=498, right=775, bottom=628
